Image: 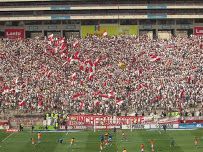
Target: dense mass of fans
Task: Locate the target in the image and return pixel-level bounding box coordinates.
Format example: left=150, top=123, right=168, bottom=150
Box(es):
left=0, top=35, right=202, bottom=117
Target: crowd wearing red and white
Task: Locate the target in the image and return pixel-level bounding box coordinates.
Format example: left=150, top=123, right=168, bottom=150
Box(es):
left=0, top=34, right=202, bottom=117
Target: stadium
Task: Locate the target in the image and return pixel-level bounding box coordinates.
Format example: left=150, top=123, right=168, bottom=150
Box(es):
left=0, top=0, right=203, bottom=152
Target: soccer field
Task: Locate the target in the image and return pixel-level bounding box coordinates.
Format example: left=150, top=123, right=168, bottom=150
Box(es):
left=0, top=129, right=203, bottom=152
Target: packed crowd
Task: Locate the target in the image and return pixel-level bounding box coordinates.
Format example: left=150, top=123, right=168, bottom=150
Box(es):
left=0, top=34, right=202, bottom=117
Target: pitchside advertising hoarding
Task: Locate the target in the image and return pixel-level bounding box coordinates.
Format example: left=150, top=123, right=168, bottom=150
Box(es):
left=194, top=27, right=203, bottom=35
left=179, top=123, right=203, bottom=129
left=4, top=28, right=25, bottom=39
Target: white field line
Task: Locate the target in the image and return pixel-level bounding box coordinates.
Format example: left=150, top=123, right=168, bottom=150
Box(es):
left=1, top=132, right=15, bottom=143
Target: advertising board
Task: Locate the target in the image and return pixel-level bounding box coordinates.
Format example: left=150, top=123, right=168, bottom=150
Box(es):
left=179, top=123, right=203, bottom=129
left=5, top=28, right=25, bottom=39
left=122, top=124, right=179, bottom=129
left=194, top=27, right=203, bottom=35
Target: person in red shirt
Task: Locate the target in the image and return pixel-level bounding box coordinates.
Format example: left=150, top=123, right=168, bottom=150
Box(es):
left=140, top=143, right=144, bottom=152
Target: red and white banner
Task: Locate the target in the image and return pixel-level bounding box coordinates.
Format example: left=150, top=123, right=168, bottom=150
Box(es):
left=5, top=129, right=18, bottom=132
left=67, top=115, right=144, bottom=126
left=4, top=28, right=25, bottom=39
left=194, top=27, right=203, bottom=35
left=0, top=120, right=9, bottom=130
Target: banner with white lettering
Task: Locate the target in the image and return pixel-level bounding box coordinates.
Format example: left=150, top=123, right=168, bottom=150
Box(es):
left=67, top=115, right=144, bottom=126
left=5, top=28, right=25, bottom=39
left=194, top=27, right=203, bottom=35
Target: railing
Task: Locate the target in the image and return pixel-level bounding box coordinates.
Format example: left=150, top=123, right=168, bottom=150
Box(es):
left=0, top=4, right=203, bottom=11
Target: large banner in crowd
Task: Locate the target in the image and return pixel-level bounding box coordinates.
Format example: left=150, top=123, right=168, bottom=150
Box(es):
left=81, top=24, right=138, bottom=38
left=4, top=28, right=25, bottom=39
left=67, top=115, right=144, bottom=127
left=194, top=26, right=203, bottom=35
left=0, top=120, right=9, bottom=130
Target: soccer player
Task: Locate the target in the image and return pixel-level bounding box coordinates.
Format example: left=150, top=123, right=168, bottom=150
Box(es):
left=123, top=148, right=127, bottom=152
left=31, top=137, right=35, bottom=145
left=70, top=137, right=75, bottom=148
left=122, top=131, right=127, bottom=141
left=170, top=138, right=175, bottom=148
left=100, top=142, right=103, bottom=152
left=105, top=132, right=109, bottom=139
left=58, top=138, right=63, bottom=144
left=100, top=134, right=104, bottom=144
left=194, top=137, right=199, bottom=147
left=163, top=124, right=167, bottom=132
left=104, top=132, right=109, bottom=145
left=31, top=125, right=34, bottom=132
left=108, top=134, right=112, bottom=146
left=140, top=143, right=145, bottom=152
left=37, top=132, right=42, bottom=143
left=149, top=139, right=155, bottom=151
left=113, top=127, right=117, bottom=133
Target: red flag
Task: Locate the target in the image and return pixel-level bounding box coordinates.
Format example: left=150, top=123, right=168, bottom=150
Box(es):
left=179, top=89, right=185, bottom=98
left=2, top=87, right=9, bottom=94
left=71, top=73, right=77, bottom=80
left=151, top=95, right=162, bottom=103
left=100, top=94, right=109, bottom=99
left=60, top=43, right=67, bottom=51
left=85, top=59, right=93, bottom=67
left=19, top=101, right=26, bottom=106
left=108, top=90, right=116, bottom=98
left=116, top=98, right=124, bottom=105
left=48, top=34, right=54, bottom=42
left=38, top=100, right=43, bottom=108
left=149, top=54, right=161, bottom=62
left=79, top=101, right=85, bottom=110
left=73, top=51, right=80, bottom=61
left=93, top=57, right=100, bottom=66
left=72, top=92, right=84, bottom=99
left=73, top=40, right=79, bottom=47
left=88, top=73, right=93, bottom=81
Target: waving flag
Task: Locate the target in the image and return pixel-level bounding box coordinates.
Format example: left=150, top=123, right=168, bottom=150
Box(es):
left=116, top=98, right=124, bottom=105
left=71, top=73, right=77, bottom=80
left=73, top=40, right=79, bottom=47
left=179, top=89, right=185, bottom=98
left=19, top=101, right=26, bottom=107
left=149, top=54, right=161, bottom=62
left=79, top=101, right=85, bottom=110
left=48, top=34, right=54, bottom=42
left=72, top=92, right=84, bottom=99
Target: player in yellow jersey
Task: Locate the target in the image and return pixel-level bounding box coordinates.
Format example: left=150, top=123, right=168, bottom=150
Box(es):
left=100, top=142, right=103, bottom=152
left=194, top=137, right=199, bottom=148
left=149, top=139, right=155, bottom=151
left=123, top=148, right=127, bottom=152
left=122, top=131, right=127, bottom=141
left=70, top=137, right=75, bottom=146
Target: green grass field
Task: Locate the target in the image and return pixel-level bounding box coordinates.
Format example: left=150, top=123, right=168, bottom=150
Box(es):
left=0, top=129, right=203, bottom=152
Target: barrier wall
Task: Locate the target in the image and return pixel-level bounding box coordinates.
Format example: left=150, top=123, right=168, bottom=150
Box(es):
left=4, top=28, right=25, bottom=39
left=122, top=123, right=203, bottom=130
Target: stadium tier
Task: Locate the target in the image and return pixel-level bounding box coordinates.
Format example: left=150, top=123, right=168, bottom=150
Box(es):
left=0, top=1, right=203, bottom=152
left=0, top=0, right=203, bottom=38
